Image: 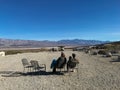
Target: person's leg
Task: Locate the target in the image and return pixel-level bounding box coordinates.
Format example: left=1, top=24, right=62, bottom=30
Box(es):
left=50, top=60, right=54, bottom=69
left=67, top=64, right=70, bottom=72
left=53, top=66, right=56, bottom=73
left=51, top=59, right=56, bottom=69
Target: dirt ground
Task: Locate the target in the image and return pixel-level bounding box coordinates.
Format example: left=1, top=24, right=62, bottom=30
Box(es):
left=0, top=51, right=120, bottom=90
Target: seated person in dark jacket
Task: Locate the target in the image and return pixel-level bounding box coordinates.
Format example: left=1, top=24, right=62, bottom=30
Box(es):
left=52, top=52, right=67, bottom=73
left=67, top=53, right=79, bottom=72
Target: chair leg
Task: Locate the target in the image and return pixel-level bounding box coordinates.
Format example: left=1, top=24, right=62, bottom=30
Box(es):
left=45, top=66, right=46, bottom=71
left=39, top=69, right=41, bottom=74
left=64, top=67, right=65, bottom=72
left=30, top=67, right=32, bottom=72
left=27, top=68, right=29, bottom=73
left=23, top=68, right=25, bottom=73
left=77, top=68, right=79, bottom=79
left=68, top=69, right=71, bottom=76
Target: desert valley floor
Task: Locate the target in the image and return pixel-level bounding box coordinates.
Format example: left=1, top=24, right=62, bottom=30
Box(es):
left=0, top=51, right=120, bottom=90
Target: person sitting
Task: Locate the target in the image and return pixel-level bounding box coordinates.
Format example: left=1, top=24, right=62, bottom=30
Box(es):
left=50, top=59, right=57, bottom=69
left=72, top=53, right=79, bottom=63
left=67, top=53, right=79, bottom=72
left=52, top=52, right=67, bottom=73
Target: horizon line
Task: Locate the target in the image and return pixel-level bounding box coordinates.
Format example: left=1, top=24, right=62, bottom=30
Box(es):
left=0, top=37, right=113, bottom=42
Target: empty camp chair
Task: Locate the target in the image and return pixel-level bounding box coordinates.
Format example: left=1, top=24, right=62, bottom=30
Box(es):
left=30, top=60, right=46, bottom=73
left=21, top=58, right=33, bottom=73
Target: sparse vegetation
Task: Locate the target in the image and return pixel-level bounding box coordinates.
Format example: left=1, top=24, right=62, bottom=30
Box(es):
left=98, top=50, right=107, bottom=55
left=3, top=48, right=50, bottom=55
left=96, top=42, right=120, bottom=54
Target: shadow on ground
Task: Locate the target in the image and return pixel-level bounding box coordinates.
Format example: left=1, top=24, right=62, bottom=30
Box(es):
left=0, top=71, right=66, bottom=77
left=110, top=58, right=120, bottom=62
left=110, top=60, right=120, bottom=62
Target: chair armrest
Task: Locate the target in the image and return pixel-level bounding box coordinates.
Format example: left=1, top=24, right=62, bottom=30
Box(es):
left=39, top=64, right=46, bottom=67
left=38, top=63, right=46, bottom=71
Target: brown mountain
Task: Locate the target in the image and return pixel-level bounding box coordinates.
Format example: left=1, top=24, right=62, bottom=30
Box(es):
left=0, top=38, right=109, bottom=48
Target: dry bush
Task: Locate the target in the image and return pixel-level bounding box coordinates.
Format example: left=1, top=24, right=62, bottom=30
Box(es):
left=4, top=48, right=46, bottom=55
left=91, top=51, right=98, bottom=55
left=98, top=50, right=106, bottom=55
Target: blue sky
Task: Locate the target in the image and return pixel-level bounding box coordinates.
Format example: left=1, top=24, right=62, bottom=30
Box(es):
left=0, top=0, right=120, bottom=41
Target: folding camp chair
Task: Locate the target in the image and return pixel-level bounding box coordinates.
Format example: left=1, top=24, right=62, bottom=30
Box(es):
left=30, top=60, right=46, bottom=73
left=21, top=58, right=33, bottom=73
left=67, top=62, right=79, bottom=78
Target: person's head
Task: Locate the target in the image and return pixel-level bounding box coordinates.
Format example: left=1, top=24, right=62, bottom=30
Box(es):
left=72, top=53, right=76, bottom=58
left=69, top=56, right=72, bottom=60
left=61, top=52, right=65, bottom=57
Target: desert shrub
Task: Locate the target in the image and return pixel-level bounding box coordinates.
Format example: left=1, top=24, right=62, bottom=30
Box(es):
left=5, top=50, right=22, bottom=55
left=4, top=49, right=43, bottom=55
left=118, top=56, right=120, bottom=61
left=105, top=45, right=120, bottom=51
left=98, top=50, right=106, bottom=55
left=40, top=48, right=49, bottom=51
left=73, top=48, right=77, bottom=51
left=92, top=51, right=98, bottom=55
left=110, top=50, right=119, bottom=54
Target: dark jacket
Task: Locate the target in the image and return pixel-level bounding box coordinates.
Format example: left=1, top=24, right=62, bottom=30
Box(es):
left=56, top=57, right=67, bottom=68
left=67, top=58, right=79, bottom=68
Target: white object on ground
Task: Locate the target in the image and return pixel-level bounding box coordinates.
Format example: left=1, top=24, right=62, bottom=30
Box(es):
left=0, top=51, right=5, bottom=56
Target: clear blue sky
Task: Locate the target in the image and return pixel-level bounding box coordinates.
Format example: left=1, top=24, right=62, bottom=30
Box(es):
left=0, top=0, right=120, bottom=41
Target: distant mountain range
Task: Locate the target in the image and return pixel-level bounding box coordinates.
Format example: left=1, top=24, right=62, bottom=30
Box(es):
left=0, top=38, right=109, bottom=48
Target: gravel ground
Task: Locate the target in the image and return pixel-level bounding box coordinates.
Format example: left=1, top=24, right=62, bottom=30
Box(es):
left=0, top=51, right=120, bottom=90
